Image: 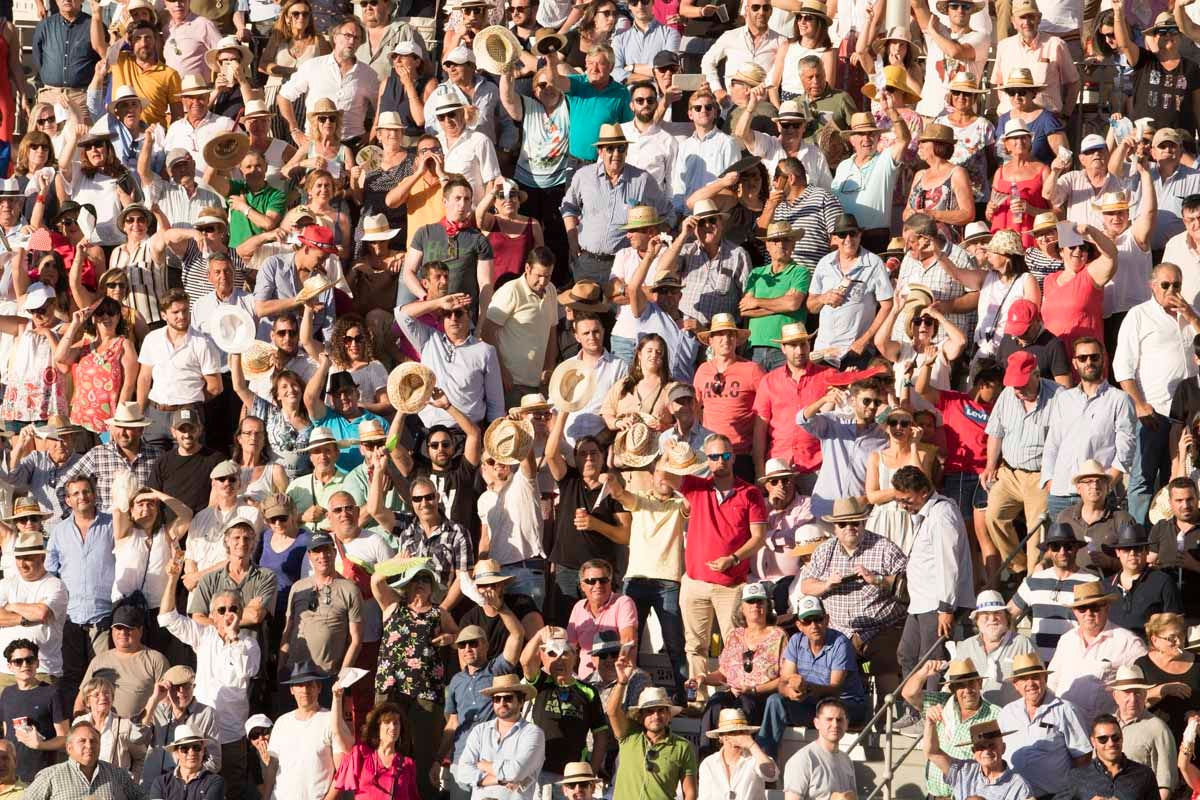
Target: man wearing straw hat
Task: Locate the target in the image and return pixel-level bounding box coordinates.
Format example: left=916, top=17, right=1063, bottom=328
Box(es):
left=990, top=0, right=1079, bottom=116
left=1107, top=664, right=1178, bottom=797
left=451, top=673, right=545, bottom=799
left=607, top=660, right=697, bottom=800
left=2, top=416, right=82, bottom=520
left=953, top=591, right=1036, bottom=706
left=0, top=532, right=68, bottom=686
left=162, top=75, right=236, bottom=176
left=923, top=718, right=1033, bottom=800
left=732, top=92, right=834, bottom=186
left=829, top=107, right=911, bottom=254
left=655, top=201, right=752, bottom=327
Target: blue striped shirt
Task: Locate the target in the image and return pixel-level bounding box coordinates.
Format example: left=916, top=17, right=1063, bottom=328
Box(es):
left=984, top=379, right=1060, bottom=471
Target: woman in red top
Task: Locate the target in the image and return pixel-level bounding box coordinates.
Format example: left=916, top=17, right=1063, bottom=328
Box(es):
left=333, top=697, right=420, bottom=800
left=476, top=178, right=543, bottom=286
left=1040, top=224, right=1117, bottom=358
left=986, top=119, right=1050, bottom=248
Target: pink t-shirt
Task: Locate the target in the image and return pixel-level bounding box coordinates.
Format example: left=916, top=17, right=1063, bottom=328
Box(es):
left=567, top=593, right=638, bottom=680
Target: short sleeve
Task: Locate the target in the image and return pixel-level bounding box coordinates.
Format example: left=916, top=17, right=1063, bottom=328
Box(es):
left=485, top=282, right=517, bottom=326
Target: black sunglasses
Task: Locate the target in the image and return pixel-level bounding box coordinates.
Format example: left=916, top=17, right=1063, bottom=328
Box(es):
left=582, top=576, right=611, bottom=586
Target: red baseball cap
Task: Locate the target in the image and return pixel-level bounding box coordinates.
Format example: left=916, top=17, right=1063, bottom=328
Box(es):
left=298, top=224, right=339, bottom=255
left=1003, top=299, right=1039, bottom=337
left=1003, top=350, right=1039, bottom=388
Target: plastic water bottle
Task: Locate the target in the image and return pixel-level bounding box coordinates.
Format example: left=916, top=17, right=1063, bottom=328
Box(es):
left=1010, top=183, right=1023, bottom=224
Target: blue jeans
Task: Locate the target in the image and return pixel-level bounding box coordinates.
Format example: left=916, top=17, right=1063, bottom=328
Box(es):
left=755, top=692, right=869, bottom=758
left=623, top=577, right=688, bottom=703
left=1129, top=413, right=1172, bottom=525
left=1045, top=493, right=1080, bottom=522
left=752, top=346, right=785, bottom=371
left=942, top=471, right=987, bottom=522
left=501, top=560, right=546, bottom=612
left=611, top=335, right=636, bottom=366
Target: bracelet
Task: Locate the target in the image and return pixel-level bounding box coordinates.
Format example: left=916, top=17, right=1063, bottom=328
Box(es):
left=34, top=194, right=45, bottom=204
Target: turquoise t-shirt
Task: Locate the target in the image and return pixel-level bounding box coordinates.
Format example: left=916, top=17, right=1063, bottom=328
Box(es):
left=566, top=73, right=633, bottom=161
left=316, top=409, right=387, bottom=471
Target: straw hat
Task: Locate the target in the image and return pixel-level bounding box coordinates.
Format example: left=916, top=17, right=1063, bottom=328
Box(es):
left=941, top=658, right=983, bottom=688
left=919, top=123, right=955, bottom=144
left=821, top=496, right=870, bottom=523
left=986, top=229, right=1025, bottom=257
left=242, top=98, right=271, bottom=120
left=658, top=441, right=707, bottom=476
left=483, top=417, right=534, bottom=465
left=794, top=0, right=830, bottom=22
left=509, top=393, right=553, bottom=417
left=772, top=322, right=811, bottom=345
left=792, top=525, right=828, bottom=558
left=881, top=236, right=908, bottom=257
left=165, top=724, right=210, bottom=751
left=557, top=763, right=598, bottom=785
left=548, top=361, right=596, bottom=413
left=361, top=213, right=400, bottom=242
left=731, top=62, right=767, bottom=87
left=692, top=199, right=727, bottom=221
left=6, top=498, right=51, bottom=522
left=106, top=85, right=142, bottom=116
left=953, top=720, right=1011, bottom=748
left=1009, top=652, right=1052, bottom=680
left=472, top=558, right=514, bottom=586
left=613, top=422, right=659, bottom=469
left=480, top=673, right=536, bottom=700
left=904, top=283, right=935, bottom=308
left=594, top=124, right=628, bottom=148
left=1071, top=459, right=1109, bottom=484
left=204, top=35, right=253, bottom=74
left=706, top=708, right=761, bottom=738
left=774, top=100, right=807, bottom=122
left=862, top=65, right=922, bottom=104
left=1030, top=212, right=1059, bottom=235
left=387, top=363, right=436, bottom=413
left=533, top=27, right=567, bottom=54
left=178, top=74, right=211, bottom=97
left=1106, top=664, right=1154, bottom=691
left=630, top=686, right=682, bottom=719
left=697, top=313, right=749, bottom=345
left=621, top=205, right=665, bottom=231
left=11, top=530, right=47, bottom=556
left=843, top=111, right=883, bottom=135
left=306, top=97, right=344, bottom=123
left=946, top=71, right=986, bottom=93
left=351, top=419, right=388, bottom=444
left=558, top=281, right=610, bottom=313
left=299, top=426, right=344, bottom=452
left=106, top=401, right=152, bottom=428
left=1144, top=10, right=1179, bottom=34
left=870, top=26, right=924, bottom=57
left=764, top=221, right=805, bottom=241
left=210, top=304, right=257, bottom=355
left=757, top=458, right=798, bottom=486
left=1000, top=67, right=1046, bottom=91
left=936, top=0, right=981, bottom=11
left=1092, top=190, right=1131, bottom=213
left=473, top=25, right=522, bottom=73
left=241, top=341, right=275, bottom=376
left=1067, top=581, right=1119, bottom=608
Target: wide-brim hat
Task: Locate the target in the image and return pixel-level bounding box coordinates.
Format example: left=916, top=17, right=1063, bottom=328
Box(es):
left=1106, top=665, right=1154, bottom=691
left=533, top=26, right=567, bottom=54
left=376, top=556, right=445, bottom=599
left=919, top=123, right=955, bottom=144
left=472, top=558, right=514, bottom=586
left=481, top=672, right=536, bottom=700
left=757, top=458, right=798, bottom=485
left=7, top=498, right=51, bottom=523
left=1145, top=11, right=1179, bottom=34
left=165, top=723, right=210, bottom=751
left=1068, top=581, right=1119, bottom=607
left=211, top=304, right=256, bottom=355
left=298, top=426, right=345, bottom=452
left=904, top=284, right=935, bottom=308
left=722, top=154, right=763, bottom=178
left=388, top=363, right=436, bottom=414
left=1101, top=522, right=1151, bottom=556
left=936, top=0, right=982, bottom=11
left=557, top=763, right=598, bottom=785
left=241, top=341, right=275, bottom=376
left=941, top=658, right=983, bottom=687
left=946, top=71, right=986, bottom=93
left=658, top=441, right=707, bottom=476
left=594, top=123, right=628, bottom=148
left=204, top=36, right=253, bottom=74
left=1009, top=652, right=1052, bottom=679
left=106, top=85, right=142, bottom=116
left=986, top=229, right=1025, bottom=258
left=870, top=26, right=924, bottom=58
left=483, top=417, right=534, bottom=465
left=630, top=686, right=682, bottom=719
left=558, top=280, right=610, bottom=313
left=116, top=203, right=152, bottom=229
left=863, top=65, right=922, bottom=104
left=622, top=205, right=666, bottom=231
left=774, top=100, right=807, bottom=123
left=361, top=213, right=400, bottom=242
left=548, top=361, right=596, bottom=413
left=764, top=221, right=805, bottom=241
left=295, top=273, right=333, bottom=303
left=242, top=98, right=272, bottom=120
left=731, top=62, right=767, bottom=87
left=509, top=393, right=553, bottom=417
left=1001, top=67, right=1046, bottom=91
left=953, top=720, right=1013, bottom=748
left=280, top=659, right=332, bottom=685
left=1040, top=521, right=1082, bottom=550
left=692, top=198, right=728, bottom=220
left=772, top=322, right=811, bottom=345
left=1071, top=459, right=1109, bottom=484
left=106, top=400, right=152, bottom=428
left=11, top=530, right=47, bottom=557
left=1030, top=212, right=1059, bottom=235
left=203, top=132, right=250, bottom=171
left=306, top=97, right=344, bottom=121
left=697, top=312, right=749, bottom=344
left=842, top=111, right=883, bottom=136
left=793, top=0, right=830, bottom=22
left=613, top=422, right=659, bottom=469
left=473, top=25, right=521, bottom=73
left=178, top=74, right=211, bottom=97
left=881, top=237, right=908, bottom=258
left=821, top=496, right=870, bottom=523
left=1092, top=190, right=1131, bottom=213
left=706, top=708, right=761, bottom=738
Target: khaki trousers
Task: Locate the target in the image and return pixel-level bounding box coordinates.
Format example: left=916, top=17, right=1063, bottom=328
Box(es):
left=680, top=574, right=742, bottom=686
left=36, top=87, right=90, bottom=124
left=984, top=465, right=1048, bottom=573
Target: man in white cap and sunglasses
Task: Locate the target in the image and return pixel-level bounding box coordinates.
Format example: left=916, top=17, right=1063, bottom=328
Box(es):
left=953, top=590, right=1035, bottom=705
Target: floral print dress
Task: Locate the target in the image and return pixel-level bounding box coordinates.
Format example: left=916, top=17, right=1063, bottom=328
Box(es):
left=375, top=604, right=446, bottom=701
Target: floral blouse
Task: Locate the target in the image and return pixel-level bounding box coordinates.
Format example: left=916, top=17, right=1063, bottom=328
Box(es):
left=376, top=604, right=446, bottom=702
left=717, top=626, right=785, bottom=691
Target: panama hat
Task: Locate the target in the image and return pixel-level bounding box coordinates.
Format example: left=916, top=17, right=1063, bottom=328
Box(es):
left=472, top=558, right=514, bottom=586
left=692, top=199, right=729, bottom=222
left=295, top=273, right=333, bottom=303
left=210, top=304, right=256, bottom=355
left=843, top=111, right=883, bottom=135
left=36, top=415, right=83, bottom=440
left=375, top=111, right=408, bottom=130
left=473, top=25, right=522, bottom=73
left=953, top=720, right=1012, bottom=748
left=757, top=458, right=798, bottom=486
left=241, top=98, right=272, bottom=120
left=903, top=283, right=935, bottom=308
left=1000, top=67, right=1046, bottom=91
left=986, top=229, right=1025, bottom=258
left=919, top=123, right=955, bottom=144
left=821, top=496, right=870, bottom=523
left=793, top=0, right=830, bottom=22
left=204, top=132, right=250, bottom=171
left=1067, top=581, right=1119, bottom=608
left=240, top=341, right=275, bottom=376
left=970, top=590, right=1008, bottom=619
left=594, top=124, right=628, bottom=148
left=548, top=361, right=596, bottom=413
left=480, top=672, right=536, bottom=700
left=658, top=441, right=707, bottom=476
left=871, top=26, right=924, bottom=57
left=613, top=422, right=659, bottom=469
left=205, top=35, right=253, bottom=74
left=298, top=427, right=344, bottom=452
left=862, top=65, right=922, bottom=104
left=11, top=530, right=47, bottom=557
left=706, top=708, right=761, bottom=738
left=697, top=313, right=749, bottom=345
left=178, top=74, right=211, bottom=98
left=351, top=419, right=388, bottom=445
left=1106, top=664, right=1154, bottom=691
left=306, top=97, right=344, bottom=123
left=361, top=214, right=400, bottom=242
left=106, top=85, right=142, bottom=116
left=1072, top=459, right=1110, bottom=484
left=387, top=363, right=436, bottom=414
left=509, top=393, right=553, bottom=417
left=630, top=686, right=682, bottom=719
left=557, top=763, right=599, bottom=785
left=1009, top=652, right=1052, bottom=679
left=106, top=400, right=152, bottom=428
left=772, top=322, right=811, bottom=345
left=483, top=417, right=534, bottom=465
left=621, top=205, right=665, bottom=231
left=1145, top=10, right=1179, bottom=34
left=774, top=100, right=807, bottom=122
left=165, top=723, right=210, bottom=751
left=764, top=221, right=805, bottom=241
left=946, top=71, right=986, bottom=93
left=881, top=236, right=908, bottom=258
left=533, top=27, right=567, bottom=54
left=732, top=63, right=767, bottom=88
left=1030, top=212, right=1059, bottom=235
left=941, top=658, right=983, bottom=688
left=1092, top=190, right=1131, bottom=213
left=6, top=498, right=51, bottom=523
left=936, top=0, right=981, bottom=11
left=557, top=281, right=610, bottom=313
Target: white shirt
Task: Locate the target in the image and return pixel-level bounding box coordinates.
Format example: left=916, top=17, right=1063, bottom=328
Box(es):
left=1035, top=0, right=1082, bottom=35
left=744, top=131, right=833, bottom=189
left=268, top=709, right=342, bottom=800
left=138, top=327, right=222, bottom=406
left=1113, top=298, right=1199, bottom=416
left=248, top=352, right=317, bottom=401
left=670, top=127, right=739, bottom=213
left=611, top=246, right=666, bottom=340
left=191, top=289, right=258, bottom=373
left=1163, top=230, right=1200, bottom=309
left=278, top=54, right=381, bottom=140
left=1103, top=228, right=1152, bottom=317
left=916, top=25, right=989, bottom=118
left=186, top=504, right=266, bottom=571
left=621, top=121, right=677, bottom=194
left=0, top=572, right=68, bottom=676
left=906, top=493, right=973, bottom=614
left=479, top=469, right=544, bottom=566
left=113, top=527, right=174, bottom=607
left=563, top=352, right=629, bottom=446
left=1047, top=622, right=1148, bottom=725
left=698, top=750, right=779, bottom=800
left=159, top=609, right=261, bottom=744
left=337, top=532, right=395, bottom=642
left=700, top=25, right=785, bottom=94
left=439, top=129, right=501, bottom=203
left=1056, top=170, right=1130, bottom=230
left=162, top=112, right=236, bottom=176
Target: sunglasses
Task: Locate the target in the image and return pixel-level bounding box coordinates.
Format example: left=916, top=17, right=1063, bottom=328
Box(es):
left=437, top=111, right=461, bottom=120
left=491, top=694, right=517, bottom=703
left=582, top=576, right=611, bottom=585
left=915, top=316, right=936, bottom=327
left=707, top=453, right=733, bottom=462
left=691, top=104, right=715, bottom=112
left=274, top=328, right=298, bottom=337
left=1046, top=542, right=1079, bottom=552
left=1160, top=281, right=1183, bottom=291
left=177, top=743, right=205, bottom=753
left=798, top=616, right=827, bottom=626
left=124, top=215, right=147, bottom=224
left=1095, top=733, right=1123, bottom=744
left=317, top=115, right=337, bottom=123
left=633, top=96, right=657, bottom=105
left=444, top=308, right=468, bottom=319
left=779, top=122, right=803, bottom=131
left=457, top=639, right=482, bottom=649
left=8, top=656, right=36, bottom=666
left=765, top=477, right=790, bottom=486
left=859, top=397, right=884, bottom=407
left=215, top=605, right=241, bottom=615
left=28, top=143, right=48, bottom=151
left=887, top=419, right=913, bottom=428
left=1076, top=604, right=1105, bottom=614
left=1074, top=353, right=1102, bottom=363
left=343, top=334, right=364, bottom=343
left=797, top=11, right=819, bottom=19
left=36, top=117, right=55, bottom=125
left=288, top=8, right=310, bottom=15
left=1006, top=88, right=1032, bottom=97
left=329, top=505, right=357, bottom=515
left=428, top=440, right=454, bottom=450
left=83, top=142, right=106, bottom=151
left=196, top=225, right=220, bottom=234
left=215, top=475, right=238, bottom=484
left=600, top=144, right=628, bottom=153
left=411, top=493, right=438, bottom=504
left=267, top=515, right=289, bottom=524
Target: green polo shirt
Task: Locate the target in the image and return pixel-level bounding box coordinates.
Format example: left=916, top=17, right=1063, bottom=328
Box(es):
left=612, top=728, right=697, bottom=800
left=228, top=179, right=286, bottom=248
left=565, top=74, right=633, bottom=162
left=745, top=262, right=813, bottom=348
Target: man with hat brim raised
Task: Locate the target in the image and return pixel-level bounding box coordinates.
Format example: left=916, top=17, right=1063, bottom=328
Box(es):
left=828, top=102, right=912, bottom=254
left=162, top=73, right=236, bottom=176
left=951, top=590, right=1036, bottom=705
left=1045, top=581, right=1148, bottom=725
left=923, top=716, right=1034, bottom=800
left=303, top=355, right=389, bottom=473
left=740, top=215, right=817, bottom=373
left=620, top=227, right=704, bottom=384
left=1113, top=7, right=1194, bottom=134
left=556, top=761, right=601, bottom=799
left=733, top=95, right=834, bottom=187
left=797, top=378, right=889, bottom=521
left=140, top=662, right=221, bottom=786
left=691, top=312, right=764, bottom=480
left=990, top=0, right=1078, bottom=118
left=0, top=530, right=68, bottom=684
left=58, top=401, right=158, bottom=514
left=994, top=652, right=1092, bottom=798
left=901, top=657, right=1004, bottom=795
left=1098, top=522, right=1182, bottom=637
left=4, top=415, right=82, bottom=520
left=909, top=0, right=988, bottom=119
left=605, top=659, right=698, bottom=800
left=753, top=458, right=823, bottom=613
left=252, top=223, right=339, bottom=341
left=560, top=118, right=675, bottom=288
left=451, top=671, right=546, bottom=796
left=668, top=86, right=740, bottom=215
left=150, top=722, right=224, bottom=797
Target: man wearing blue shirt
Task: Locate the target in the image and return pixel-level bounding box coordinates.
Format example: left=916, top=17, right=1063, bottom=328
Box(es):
left=303, top=356, right=386, bottom=472
left=452, top=674, right=545, bottom=799
left=755, top=595, right=868, bottom=757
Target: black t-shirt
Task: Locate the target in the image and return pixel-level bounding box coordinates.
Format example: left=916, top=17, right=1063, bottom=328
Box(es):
left=459, top=592, right=539, bottom=657
left=1131, top=47, right=1200, bottom=132
left=1170, top=375, right=1200, bottom=425
left=414, top=458, right=482, bottom=550
left=0, top=683, right=65, bottom=782
left=147, top=447, right=228, bottom=513
left=529, top=670, right=608, bottom=773
left=995, top=328, right=1071, bottom=381
left=549, top=469, right=624, bottom=570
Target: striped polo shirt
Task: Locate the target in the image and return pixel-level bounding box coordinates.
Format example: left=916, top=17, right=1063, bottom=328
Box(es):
left=1010, top=567, right=1100, bottom=660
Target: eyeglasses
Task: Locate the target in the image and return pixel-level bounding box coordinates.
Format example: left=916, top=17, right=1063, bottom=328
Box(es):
left=859, top=397, right=884, bottom=407
left=274, top=328, right=298, bottom=337
left=691, top=103, right=715, bottom=112
left=779, top=122, right=803, bottom=131
left=317, top=115, right=337, bottom=123
left=582, top=576, right=611, bottom=585
left=177, top=743, right=205, bottom=753
left=288, top=8, right=310, bottom=15
left=215, top=605, right=241, bottom=615
left=1074, top=353, right=1102, bottom=363
left=707, top=453, right=733, bottom=462
left=887, top=419, right=913, bottom=428
left=1076, top=604, right=1104, bottom=614
left=428, top=439, right=454, bottom=450
left=633, top=96, right=657, bottom=105
left=36, top=117, right=55, bottom=125
left=215, top=475, right=238, bottom=484
left=343, top=334, right=364, bottom=343
left=599, top=144, right=628, bottom=153
left=457, top=639, right=482, bottom=649
left=267, top=515, right=289, bottom=524
left=1006, top=88, right=1032, bottom=97
left=1046, top=542, right=1079, bottom=552
left=411, top=493, right=438, bottom=505
left=329, top=505, right=357, bottom=515
left=1160, top=281, right=1183, bottom=291
left=8, top=656, right=36, bottom=666
left=798, top=616, right=827, bottom=626
left=491, top=694, right=517, bottom=703
left=1095, top=733, right=1123, bottom=744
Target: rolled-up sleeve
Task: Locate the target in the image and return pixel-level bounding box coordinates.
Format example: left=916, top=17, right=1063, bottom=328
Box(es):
left=561, top=170, right=585, bottom=220
left=451, top=725, right=485, bottom=788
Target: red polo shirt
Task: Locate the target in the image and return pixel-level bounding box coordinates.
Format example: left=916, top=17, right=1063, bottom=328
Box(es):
left=680, top=476, right=768, bottom=586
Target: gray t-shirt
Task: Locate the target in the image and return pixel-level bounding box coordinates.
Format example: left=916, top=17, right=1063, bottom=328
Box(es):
left=283, top=576, right=365, bottom=674
left=783, top=740, right=856, bottom=800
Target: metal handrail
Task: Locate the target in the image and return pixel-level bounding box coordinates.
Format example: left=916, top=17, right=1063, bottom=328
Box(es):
left=841, top=512, right=1053, bottom=800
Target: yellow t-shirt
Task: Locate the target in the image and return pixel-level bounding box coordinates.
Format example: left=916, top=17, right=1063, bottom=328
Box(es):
left=623, top=491, right=687, bottom=582
left=405, top=173, right=445, bottom=248
left=112, top=52, right=182, bottom=127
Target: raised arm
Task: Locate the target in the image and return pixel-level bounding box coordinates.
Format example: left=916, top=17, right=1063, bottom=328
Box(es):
left=1082, top=224, right=1119, bottom=287
left=544, top=408, right=570, bottom=481
left=304, top=353, right=332, bottom=421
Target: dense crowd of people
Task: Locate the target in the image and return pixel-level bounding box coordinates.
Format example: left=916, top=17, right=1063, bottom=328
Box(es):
left=0, top=0, right=1197, bottom=795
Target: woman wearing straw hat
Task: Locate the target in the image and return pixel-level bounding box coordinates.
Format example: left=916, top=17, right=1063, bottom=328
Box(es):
left=697, top=708, right=778, bottom=798
left=875, top=295, right=968, bottom=391
left=1040, top=222, right=1117, bottom=358
left=993, top=67, right=1069, bottom=168
left=476, top=178, right=544, bottom=286
left=282, top=98, right=353, bottom=186
left=856, top=23, right=924, bottom=111
left=987, top=118, right=1052, bottom=248
left=933, top=73, right=996, bottom=221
